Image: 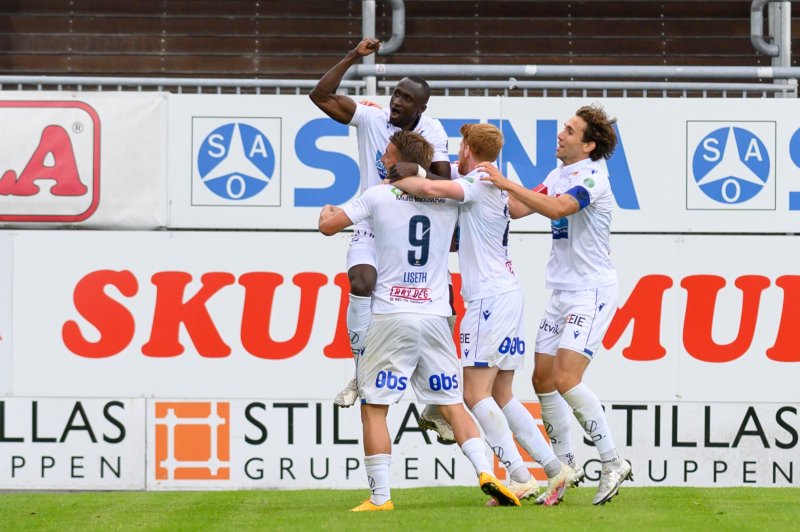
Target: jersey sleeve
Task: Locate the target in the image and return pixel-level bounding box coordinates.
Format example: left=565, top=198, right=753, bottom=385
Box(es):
left=426, top=119, right=450, bottom=163
left=349, top=102, right=383, bottom=128
left=449, top=162, right=461, bottom=180
left=563, top=185, right=591, bottom=210
left=540, top=169, right=558, bottom=195
left=564, top=164, right=611, bottom=210
left=342, top=190, right=374, bottom=225
left=454, top=177, right=475, bottom=204
left=454, top=174, right=492, bottom=205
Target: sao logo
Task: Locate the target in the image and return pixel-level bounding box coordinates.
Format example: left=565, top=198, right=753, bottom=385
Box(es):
left=192, top=118, right=281, bottom=207
left=687, top=122, right=775, bottom=210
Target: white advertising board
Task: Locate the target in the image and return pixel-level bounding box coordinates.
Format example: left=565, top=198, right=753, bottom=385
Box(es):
left=142, top=398, right=798, bottom=490
left=144, top=399, right=480, bottom=490
left=0, top=232, right=11, bottom=394
left=572, top=400, right=797, bottom=487
left=167, top=95, right=800, bottom=233
left=3, top=230, right=798, bottom=488
left=7, top=230, right=799, bottom=402
left=0, top=92, right=167, bottom=228
left=0, top=398, right=145, bottom=489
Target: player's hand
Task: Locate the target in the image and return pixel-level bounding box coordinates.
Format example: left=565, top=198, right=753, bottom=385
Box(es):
left=477, top=161, right=511, bottom=190
left=354, top=38, right=381, bottom=57
left=359, top=99, right=383, bottom=109
left=387, top=161, right=421, bottom=182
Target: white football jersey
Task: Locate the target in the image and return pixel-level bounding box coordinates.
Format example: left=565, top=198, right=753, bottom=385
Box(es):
left=453, top=168, right=520, bottom=302
left=541, top=158, right=617, bottom=290
left=350, top=103, right=450, bottom=192
left=343, top=184, right=458, bottom=316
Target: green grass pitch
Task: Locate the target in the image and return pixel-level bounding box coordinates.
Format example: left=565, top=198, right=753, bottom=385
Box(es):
left=1, top=486, right=798, bottom=531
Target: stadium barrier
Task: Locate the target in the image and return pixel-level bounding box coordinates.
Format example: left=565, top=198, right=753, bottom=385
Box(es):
left=0, top=91, right=797, bottom=490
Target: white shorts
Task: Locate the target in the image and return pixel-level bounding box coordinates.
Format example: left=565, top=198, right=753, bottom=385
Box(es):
left=346, top=221, right=376, bottom=270
left=358, top=313, right=463, bottom=405
left=460, top=289, right=526, bottom=371
left=535, top=284, right=619, bottom=360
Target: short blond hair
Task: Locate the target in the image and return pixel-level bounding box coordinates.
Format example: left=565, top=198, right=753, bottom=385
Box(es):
left=388, top=130, right=434, bottom=168
left=460, top=123, right=503, bottom=162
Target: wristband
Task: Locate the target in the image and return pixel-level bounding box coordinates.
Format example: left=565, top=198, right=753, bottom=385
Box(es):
left=416, top=165, right=428, bottom=179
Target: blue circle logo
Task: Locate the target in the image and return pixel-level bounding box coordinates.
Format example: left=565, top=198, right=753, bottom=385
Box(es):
left=692, top=126, right=770, bottom=204
left=790, top=128, right=800, bottom=169
left=197, top=123, right=275, bottom=200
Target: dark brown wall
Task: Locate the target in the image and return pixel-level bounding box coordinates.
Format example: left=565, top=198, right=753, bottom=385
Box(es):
left=0, top=1, right=796, bottom=79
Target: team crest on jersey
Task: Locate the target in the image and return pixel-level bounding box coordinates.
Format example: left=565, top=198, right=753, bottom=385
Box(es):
left=375, top=150, right=387, bottom=180
left=389, top=286, right=432, bottom=302
left=583, top=177, right=595, bottom=188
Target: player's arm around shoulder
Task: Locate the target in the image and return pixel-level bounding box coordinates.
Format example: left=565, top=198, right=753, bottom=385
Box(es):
left=390, top=175, right=465, bottom=201
left=428, top=160, right=452, bottom=180
left=508, top=195, right=534, bottom=219
left=479, top=161, right=578, bottom=220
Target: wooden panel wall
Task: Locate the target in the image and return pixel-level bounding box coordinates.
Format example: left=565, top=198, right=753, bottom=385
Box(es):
left=0, top=1, right=796, bottom=79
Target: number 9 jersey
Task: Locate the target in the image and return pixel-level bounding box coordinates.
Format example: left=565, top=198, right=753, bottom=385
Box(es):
left=343, top=184, right=458, bottom=317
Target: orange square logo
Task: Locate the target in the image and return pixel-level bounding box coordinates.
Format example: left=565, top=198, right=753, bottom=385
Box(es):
left=493, top=401, right=548, bottom=482
left=154, top=402, right=230, bottom=480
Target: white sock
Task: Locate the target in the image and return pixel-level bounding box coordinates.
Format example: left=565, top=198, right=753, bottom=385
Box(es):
left=364, top=454, right=391, bottom=505
left=562, top=383, right=618, bottom=462
left=460, top=437, right=492, bottom=476
left=471, top=398, right=531, bottom=483
left=537, top=390, right=575, bottom=467
left=347, top=294, right=372, bottom=371
left=501, top=398, right=563, bottom=478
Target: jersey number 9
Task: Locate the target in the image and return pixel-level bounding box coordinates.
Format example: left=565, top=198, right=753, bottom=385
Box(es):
left=407, top=215, right=430, bottom=266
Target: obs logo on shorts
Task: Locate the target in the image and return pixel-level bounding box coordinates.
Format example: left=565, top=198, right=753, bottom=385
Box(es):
left=192, top=118, right=281, bottom=206
left=687, top=122, right=775, bottom=210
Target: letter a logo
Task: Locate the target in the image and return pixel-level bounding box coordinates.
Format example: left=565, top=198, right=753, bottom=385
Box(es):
left=0, top=101, right=100, bottom=222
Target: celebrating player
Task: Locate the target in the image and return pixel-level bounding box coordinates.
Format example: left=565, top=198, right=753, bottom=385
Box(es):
left=388, top=123, right=577, bottom=506
left=309, top=38, right=455, bottom=442
left=318, top=131, right=519, bottom=511
left=479, top=104, right=633, bottom=505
